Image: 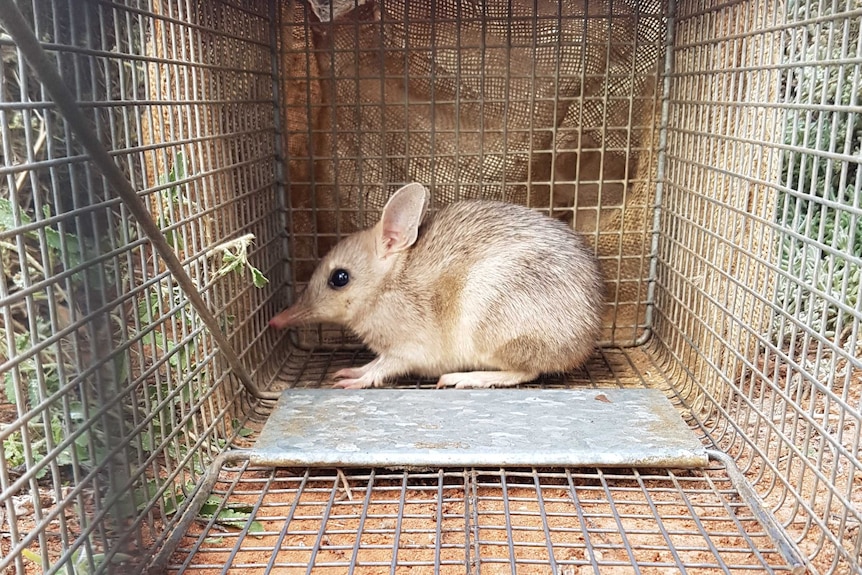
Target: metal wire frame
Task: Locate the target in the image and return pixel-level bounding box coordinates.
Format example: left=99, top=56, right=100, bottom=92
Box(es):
left=268, top=1, right=862, bottom=572
left=142, top=345, right=801, bottom=574
left=2, top=1, right=860, bottom=575
left=163, top=460, right=798, bottom=574
left=656, top=1, right=862, bottom=573
left=0, top=1, right=283, bottom=573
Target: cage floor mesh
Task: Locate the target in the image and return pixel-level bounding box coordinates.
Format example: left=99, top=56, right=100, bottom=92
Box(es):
left=168, top=463, right=792, bottom=574
left=164, top=347, right=798, bottom=573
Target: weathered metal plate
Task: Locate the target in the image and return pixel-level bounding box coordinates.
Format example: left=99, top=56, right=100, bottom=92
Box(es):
left=251, top=388, right=708, bottom=468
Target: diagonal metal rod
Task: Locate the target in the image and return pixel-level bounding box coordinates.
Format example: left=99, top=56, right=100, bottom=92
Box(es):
left=707, top=450, right=807, bottom=575
left=0, top=0, right=275, bottom=399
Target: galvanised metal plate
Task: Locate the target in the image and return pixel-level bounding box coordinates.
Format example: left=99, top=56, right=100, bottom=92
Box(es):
left=251, top=388, right=708, bottom=468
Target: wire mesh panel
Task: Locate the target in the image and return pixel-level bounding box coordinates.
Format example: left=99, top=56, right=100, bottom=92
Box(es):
left=658, top=1, right=862, bottom=572
left=277, top=0, right=667, bottom=347
left=0, top=1, right=279, bottom=573
left=166, top=463, right=795, bottom=574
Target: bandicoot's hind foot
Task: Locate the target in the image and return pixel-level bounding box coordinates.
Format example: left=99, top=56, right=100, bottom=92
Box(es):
left=436, top=370, right=539, bottom=389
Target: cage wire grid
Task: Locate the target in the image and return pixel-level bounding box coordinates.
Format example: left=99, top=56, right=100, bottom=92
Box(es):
left=166, top=462, right=792, bottom=574
left=654, top=1, right=862, bottom=572
left=0, top=0, right=284, bottom=573
left=277, top=0, right=665, bottom=349
left=0, top=0, right=860, bottom=575
left=165, top=345, right=795, bottom=574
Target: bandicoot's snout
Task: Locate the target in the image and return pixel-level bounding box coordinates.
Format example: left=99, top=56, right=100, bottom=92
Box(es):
left=269, top=307, right=299, bottom=329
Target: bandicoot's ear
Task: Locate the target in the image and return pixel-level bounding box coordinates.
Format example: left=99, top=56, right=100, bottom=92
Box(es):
left=375, top=183, right=429, bottom=258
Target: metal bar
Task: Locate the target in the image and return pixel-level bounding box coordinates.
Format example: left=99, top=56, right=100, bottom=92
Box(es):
left=262, top=469, right=312, bottom=573
left=498, top=469, right=518, bottom=575
left=304, top=470, right=341, bottom=574
left=644, top=0, right=678, bottom=345
left=565, top=469, right=601, bottom=574
left=460, top=470, right=474, bottom=575
left=707, top=450, right=807, bottom=575
left=531, top=468, right=559, bottom=574
left=0, top=0, right=275, bottom=400
left=389, top=472, right=408, bottom=575
left=347, top=469, right=376, bottom=574
left=434, top=469, right=444, bottom=575
left=632, top=468, right=690, bottom=574
left=270, top=0, right=291, bottom=324
left=596, top=468, right=643, bottom=574
left=217, top=466, right=276, bottom=574
left=145, top=450, right=252, bottom=574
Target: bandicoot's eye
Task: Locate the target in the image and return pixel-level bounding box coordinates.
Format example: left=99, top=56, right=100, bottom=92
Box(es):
left=328, top=268, right=350, bottom=289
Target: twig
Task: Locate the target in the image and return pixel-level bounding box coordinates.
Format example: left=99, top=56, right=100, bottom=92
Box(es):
left=336, top=468, right=353, bottom=501
left=205, top=233, right=255, bottom=259
left=14, top=111, right=47, bottom=196
left=0, top=239, right=70, bottom=305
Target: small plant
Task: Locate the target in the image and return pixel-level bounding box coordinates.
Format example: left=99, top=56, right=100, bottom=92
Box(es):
left=132, top=480, right=263, bottom=535
left=156, top=151, right=191, bottom=251
left=126, top=154, right=269, bottom=527
left=209, top=233, right=269, bottom=288
left=22, top=540, right=134, bottom=574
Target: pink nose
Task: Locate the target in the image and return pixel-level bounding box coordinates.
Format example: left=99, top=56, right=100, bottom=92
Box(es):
left=269, top=306, right=299, bottom=329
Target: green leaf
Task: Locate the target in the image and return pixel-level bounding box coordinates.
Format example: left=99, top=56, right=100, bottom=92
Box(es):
left=141, top=330, right=168, bottom=353
left=232, top=419, right=255, bottom=437
left=198, top=495, right=226, bottom=518
left=195, top=496, right=262, bottom=533
left=137, top=291, right=161, bottom=322
left=115, top=354, right=130, bottom=384
left=132, top=480, right=160, bottom=512
left=3, top=371, right=17, bottom=404
left=163, top=229, right=183, bottom=250
left=171, top=151, right=186, bottom=182
left=0, top=197, right=32, bottom=230
left=162, top=487, right=187, bottom=516
left=21, top=549, right=43, bottom=566
left=70, top=548, right=135, bottom=573
left=247, top=520, right=265, bottom=538
left=213, top=509, right=265, bottom=537
left=213, top=509, right=255, bottom=525
left=43, top=225, right=83, bottom=269
left=250, top=266, right=269, bottom=288
left=222, top=251, right=239, bottom=266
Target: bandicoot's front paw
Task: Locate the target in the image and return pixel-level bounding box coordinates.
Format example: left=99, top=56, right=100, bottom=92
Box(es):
left=332, top=377, right=376, bottom=389
left=332, top=367, right=366, bottom=380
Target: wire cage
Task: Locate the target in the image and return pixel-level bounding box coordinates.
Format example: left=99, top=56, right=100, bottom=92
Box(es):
left=0, top=0, right=859, bottom=574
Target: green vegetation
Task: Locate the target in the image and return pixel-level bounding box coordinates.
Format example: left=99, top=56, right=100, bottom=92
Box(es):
left=0, top=199, right=107, bottom=479
left=775, top=2, right=861, bottom=348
